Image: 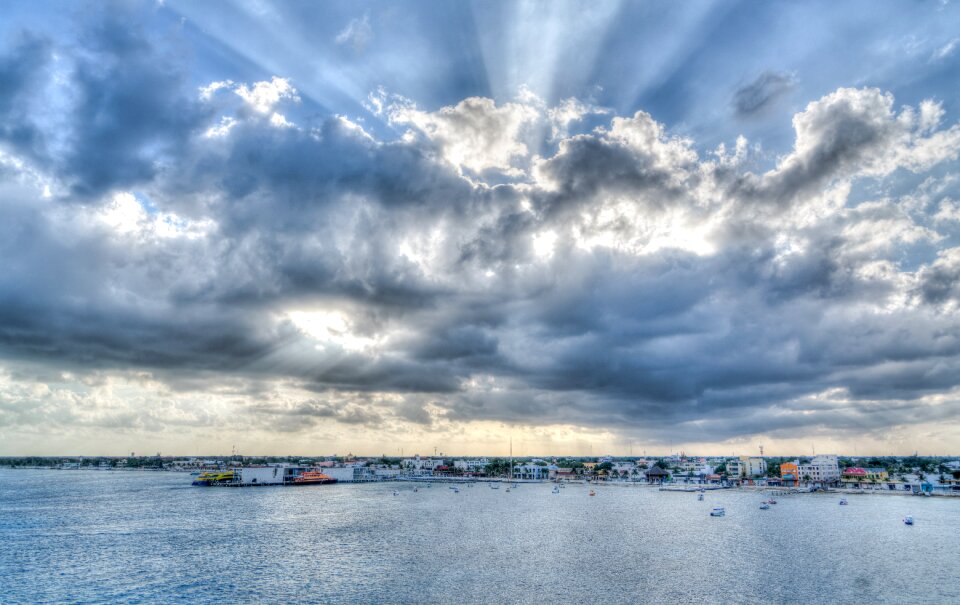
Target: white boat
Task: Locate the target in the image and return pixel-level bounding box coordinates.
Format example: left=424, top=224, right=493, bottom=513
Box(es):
left=505, top=487, right=511, bottom=492
left=552, top=486, right=560, bottom=494
left=393, top=491, right=399, bottom=496
left=589, top=489, right=596, bottom=497
left=710, top=507, right=725, bottom=517
left=413, top=487, right=418, bottom=492
left=903, top=515, right=914, bottom=525
left=839, top=498, right=848, bottom=505
left=698, top=493, right=704, bottom=501
left=759, top=503, right=770, bottom=510
left=449, top=486, right=459, bottom=493
left=490, top=483, right=500, bottom=490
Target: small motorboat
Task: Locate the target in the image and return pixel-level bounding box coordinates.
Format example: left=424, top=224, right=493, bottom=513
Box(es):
left=552, top=486, right=560, bottom=494
left=393, top=491, right=399, bottom=496
left=698, top=493, right=704, bottom=501
left=767, top=499, right=777, bottom=505
left=839, top=498, right=848, bottom=505
left=710, top=507, right=725, bottom=517
left=449, top=486, right=459, bottom=493
left=413, top=487, right=418, bottom=493
left=589, top=489, right=596, bottom=497
left=759, top=503, right=770, bottom=510
left=903, top=516, right=914, bottom=525
left=505, top=487, right=511, bottom=492
left=490, top=483, right=500, bottom=490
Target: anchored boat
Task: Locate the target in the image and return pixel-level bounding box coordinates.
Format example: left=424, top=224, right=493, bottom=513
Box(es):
left=293, top=471, right=336, bottom=485
left=191, top=470, right=235, bottom=486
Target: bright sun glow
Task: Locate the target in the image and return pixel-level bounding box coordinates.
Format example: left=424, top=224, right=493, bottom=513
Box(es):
left=287, top=310, right=377, bottom=352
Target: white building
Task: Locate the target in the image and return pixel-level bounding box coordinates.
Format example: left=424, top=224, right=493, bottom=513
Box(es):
left=401, top=456, right=445, bottom=476
left=798, top=455, right=840, bottom=484
left=512, top=464, right=549, bottom=480
left=453, top=459, right=490, bottom=473
left=727, top=456, right=767, bottom=478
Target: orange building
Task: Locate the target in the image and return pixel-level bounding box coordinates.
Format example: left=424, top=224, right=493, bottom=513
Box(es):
left=781, top=462, right=800, bottom=486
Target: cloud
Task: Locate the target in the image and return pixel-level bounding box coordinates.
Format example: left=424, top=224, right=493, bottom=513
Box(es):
left=931, top=37, right=959, bottom=61
left=335, top=13, right=373, bottom=52
left=387, top=95, right=540, bottom=176
left=733, top=71, right=796, bottom=117
left=2, top=9, right=960, bottom=452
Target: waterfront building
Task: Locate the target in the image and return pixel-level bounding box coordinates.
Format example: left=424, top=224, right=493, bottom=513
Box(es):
left=780, top=461, right=800, bottom=486
left=841, top=467, right=888, bottom=486
left=727, top=456, right=767, bottom=479
left=798, top=455, right=840, bottom=485
left=645, top=467, right=670, bottom=483
left=401, top=456, right=445, bottom=476
left=453, top=459, right=489, bottom=473
left=512, top=464, right=549, bottom=480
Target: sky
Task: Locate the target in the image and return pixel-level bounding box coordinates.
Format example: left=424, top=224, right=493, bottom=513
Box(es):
left=2, top=1, right=960, bottom=457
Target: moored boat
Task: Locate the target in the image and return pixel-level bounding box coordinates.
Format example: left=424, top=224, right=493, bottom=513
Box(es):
left=293, top=471, right=336, bottom=485
left=710, top=507, right=725, bottom=517
left=192, top=470, right=235, bottom=486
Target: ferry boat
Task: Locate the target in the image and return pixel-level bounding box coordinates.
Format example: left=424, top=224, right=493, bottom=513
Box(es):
left=293, top=471, right=336, bottom=485
left=710, top=507, right=725, bottom=517
left=192, top=470, right=235, bottom=486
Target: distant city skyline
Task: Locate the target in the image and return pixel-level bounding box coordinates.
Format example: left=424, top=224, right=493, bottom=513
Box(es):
left=2, top=1, right=960, bottom=456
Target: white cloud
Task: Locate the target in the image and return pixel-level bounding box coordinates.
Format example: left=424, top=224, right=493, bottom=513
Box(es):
left=931, top=37, right=958, bottom=61
left=235, top=76, right=300, bottom=114
left=389, top=96, right=540, bottom=175
left=335, top=13, right=373, bottom=51
left=547, top=97, right=609, bottom=140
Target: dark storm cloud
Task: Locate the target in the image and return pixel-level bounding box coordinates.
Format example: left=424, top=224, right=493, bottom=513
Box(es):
left=2, top=7, right=960, bottom=445
left=0, top=11, right=211, bottom=200
left=0, top=34, right=52, bottom=165
left=733, top=71, right=795, bottom=117
left=61, top=15, right=211, bottom=197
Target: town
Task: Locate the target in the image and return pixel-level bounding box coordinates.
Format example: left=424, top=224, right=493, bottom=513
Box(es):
left=3, top=453, right=960, bottom=495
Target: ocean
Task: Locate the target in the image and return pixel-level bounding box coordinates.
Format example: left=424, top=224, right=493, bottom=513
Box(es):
left=1, top=469, right=958, bottom=604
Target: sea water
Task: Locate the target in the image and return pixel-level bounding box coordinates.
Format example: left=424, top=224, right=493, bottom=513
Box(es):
left=1, top=469, right=958, bottom=604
